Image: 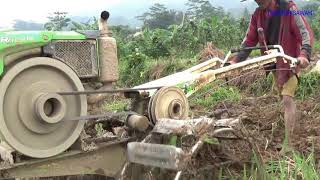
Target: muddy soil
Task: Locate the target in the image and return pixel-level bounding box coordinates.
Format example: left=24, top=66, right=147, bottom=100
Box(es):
left=116, top=92, right=320, bottom=179
left=7, top=86, right=320, bottom=180
left=185, top=94, right=320, bottom=178
left=82, top=64, right=320, bottom=179
left=102, top=51, right=320, bottom=179
left=6, top=52, right=320, bottom=179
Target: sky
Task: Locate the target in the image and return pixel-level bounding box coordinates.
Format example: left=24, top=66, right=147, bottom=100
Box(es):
left=1, top=0, right=315, bottom=28
left=1, top=0, right=135, bottom=27
left=1, top=0, right=255, bottom=28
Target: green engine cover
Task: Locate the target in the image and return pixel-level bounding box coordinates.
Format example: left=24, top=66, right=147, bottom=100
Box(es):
left=0, top=30, right=87, bottom=76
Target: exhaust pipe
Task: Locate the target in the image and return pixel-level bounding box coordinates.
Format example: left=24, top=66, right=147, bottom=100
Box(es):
left=98, top=11, right=119, bottom=84
left=88, top=11, right=119, bottom=104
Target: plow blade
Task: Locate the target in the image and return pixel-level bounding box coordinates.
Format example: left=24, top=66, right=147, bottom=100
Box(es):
left=152, top=118, right=239, bottom=135
left=127, top=142, right=185, bottom=170
left=127, top=118, right=240, bottom=170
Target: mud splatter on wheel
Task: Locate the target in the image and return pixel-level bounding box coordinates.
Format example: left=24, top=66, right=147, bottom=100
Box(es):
left=148, top=86, right=189, bottom=124
left=0, top=57, right=87, bottom=158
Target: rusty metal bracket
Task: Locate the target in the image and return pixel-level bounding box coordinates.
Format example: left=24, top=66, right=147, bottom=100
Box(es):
left=0, top=139, right=130, bottom=179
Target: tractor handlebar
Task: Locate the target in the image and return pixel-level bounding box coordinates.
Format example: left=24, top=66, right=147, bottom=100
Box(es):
left=230, top=45, right=278, bottom=53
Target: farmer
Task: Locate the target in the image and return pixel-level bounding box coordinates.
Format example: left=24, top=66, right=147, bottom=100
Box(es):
left=228, top=0, right=314, bottom=151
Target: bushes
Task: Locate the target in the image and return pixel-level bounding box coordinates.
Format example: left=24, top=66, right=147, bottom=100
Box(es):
left=112, top=15, right=249, bottom=87
left=296, top=72, right=320, bottom=100
left=119, top=49, right=150, bottom=87
left=112, top=7, right=319, bottom=88
left=310, top=8, right=320, bottom=40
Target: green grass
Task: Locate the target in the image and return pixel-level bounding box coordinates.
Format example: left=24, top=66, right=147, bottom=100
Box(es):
left=313, top=41, right=320, bottom=52
left=102, top=98, right=129, bottom=112
left=241, top=71, right=320, bottom=99
left=296, top=71, right=320, bottom=100
left=190, top=83, right=242, bottom=109
left=94, top=123, right=106, bottom=137
left=250, top=49, right=261, bottom=57
left=255, top=152, right=318, bottom=180
left=217, top=151, right=319, bottom=180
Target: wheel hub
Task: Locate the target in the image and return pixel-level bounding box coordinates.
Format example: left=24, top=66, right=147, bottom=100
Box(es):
left=34, top=93, right=66, bottom=124
left=168, top=100, right=184, bottom=119
left=148, top=86, right=189, bottom=124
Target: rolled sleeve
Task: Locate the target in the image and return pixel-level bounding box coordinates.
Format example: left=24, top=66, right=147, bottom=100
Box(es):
left=290, top=6, right=314, bottom=61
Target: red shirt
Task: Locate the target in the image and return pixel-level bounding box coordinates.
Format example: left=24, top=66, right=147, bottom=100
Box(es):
left=237, top=0, right=314, bottom=86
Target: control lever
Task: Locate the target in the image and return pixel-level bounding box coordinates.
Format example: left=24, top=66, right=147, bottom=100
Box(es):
left=257, top=28, right=276, bottom=73
left=258, top=28, right=268, bottom=51
left=230, top=45, right=277, bottom=53
left=257, top=28, right=299, bottom=69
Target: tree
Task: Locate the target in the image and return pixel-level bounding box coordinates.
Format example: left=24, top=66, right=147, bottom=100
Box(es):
left=185, top=0, right=223, bottom=20
left=136, top=3, right=183, bottom=29
left=44, top=12, right=71, bottom=31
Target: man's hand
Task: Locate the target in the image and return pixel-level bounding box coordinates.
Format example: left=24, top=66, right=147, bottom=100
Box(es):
left=297, top=56, right=309, bottom=69
left=227, top=56, right=238, bottom=65
left=223, top=55, right=238, bottom=67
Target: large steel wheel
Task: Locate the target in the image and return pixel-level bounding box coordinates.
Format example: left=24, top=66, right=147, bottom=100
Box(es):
left=148, top=86, right=189, bottom=124
left=0, top=57, right=87, bottom=158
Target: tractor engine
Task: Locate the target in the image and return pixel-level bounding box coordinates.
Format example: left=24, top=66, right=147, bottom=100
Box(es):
left=0, top=11, right=118, bottom=159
